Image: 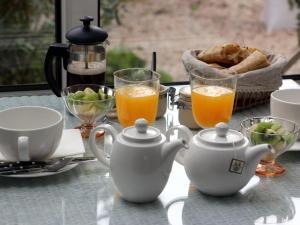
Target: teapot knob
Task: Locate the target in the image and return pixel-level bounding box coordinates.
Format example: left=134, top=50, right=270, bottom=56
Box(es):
left=215, top=123, right=229, bottom=137
left=135, top=118, right=148, bottom=133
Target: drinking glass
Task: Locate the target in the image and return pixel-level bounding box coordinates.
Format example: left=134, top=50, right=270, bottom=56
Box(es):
left=114, top=68, right=160, bottom=127
left=190, top=69, right=237, bottom=128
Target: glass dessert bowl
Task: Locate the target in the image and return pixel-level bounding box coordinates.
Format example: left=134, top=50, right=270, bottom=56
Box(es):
left=241, top=116, right=300, bottom=177
left=62, top=84, right=114, bottom=138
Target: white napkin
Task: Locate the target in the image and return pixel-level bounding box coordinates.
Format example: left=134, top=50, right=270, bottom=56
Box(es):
left=0, top=129, right=85, bottom=160
left=50, top=129, right=85, bottom=158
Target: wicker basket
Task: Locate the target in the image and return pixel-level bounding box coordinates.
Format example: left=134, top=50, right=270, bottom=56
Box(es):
left=182, top=50, right=287, bottom=111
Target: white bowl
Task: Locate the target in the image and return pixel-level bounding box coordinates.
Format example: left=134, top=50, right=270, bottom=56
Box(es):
left=270, top=89, right=300, bottom=126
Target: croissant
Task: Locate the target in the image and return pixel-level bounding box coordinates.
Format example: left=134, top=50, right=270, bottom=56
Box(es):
left=208, top=63, right=226, bottom=70
left=197, top=43, right=241, bottom=67
left=225, top=50, right=270, bottom=74
left=236, top=47, right=257, bottom=63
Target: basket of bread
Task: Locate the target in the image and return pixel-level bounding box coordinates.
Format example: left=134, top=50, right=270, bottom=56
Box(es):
left=182, top=43, right=287, bottom=111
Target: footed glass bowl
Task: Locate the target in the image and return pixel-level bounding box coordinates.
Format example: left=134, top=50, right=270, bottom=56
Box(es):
left=62, top=84, right=114, bottom=138
left=241, top=116, right=300, bottom=177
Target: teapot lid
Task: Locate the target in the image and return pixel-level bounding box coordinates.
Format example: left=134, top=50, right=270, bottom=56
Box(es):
left=66, top=16, right=108, bottom=45
left=197, top=123, right=245, bottom=147
left=122, top=119, right=161, bottom=143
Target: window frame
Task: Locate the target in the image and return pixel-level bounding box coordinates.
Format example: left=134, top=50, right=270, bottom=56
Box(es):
left=0, top=0, right=62, bottom=92
left=0, top=0, right=299, bottom=94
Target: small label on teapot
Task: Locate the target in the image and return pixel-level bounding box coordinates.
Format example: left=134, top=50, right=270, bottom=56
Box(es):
left=229, top=159, right=245, bottom=174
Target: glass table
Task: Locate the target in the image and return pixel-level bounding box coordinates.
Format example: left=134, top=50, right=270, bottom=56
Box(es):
left=0, top=80, right=299, bottom=225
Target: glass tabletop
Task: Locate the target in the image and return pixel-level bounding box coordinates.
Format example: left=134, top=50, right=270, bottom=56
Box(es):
left=0, top=81, right=299, bottom=225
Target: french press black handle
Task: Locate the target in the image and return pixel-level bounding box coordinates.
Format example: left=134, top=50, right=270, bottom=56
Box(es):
left=44, top=43, right=69, bottom=97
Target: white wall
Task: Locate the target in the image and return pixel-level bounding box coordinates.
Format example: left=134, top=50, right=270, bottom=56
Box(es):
left=263, top=0, right=298, bottom=32
left=63, top=0, right=98, bottom=41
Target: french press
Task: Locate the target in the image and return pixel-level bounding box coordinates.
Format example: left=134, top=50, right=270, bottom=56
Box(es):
left=44, top=16, right=108, bottom=96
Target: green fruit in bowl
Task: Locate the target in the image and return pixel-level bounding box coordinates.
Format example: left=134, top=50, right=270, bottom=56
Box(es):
left=253, top=122, right=272, bottom=133
left=67, top=91, right=85, bottom=104
left=98, top=89, right=106, bottom=100
left=250, top=121, right=294, bottom=155
left=83, top=88, right=99, bottom=101
left=94, top=101, right=106, bottom=111
left=75, top=103, right=95, bottom=116
left=271, top=123, right=282, bottom=131
left=73, top=91, right=85, bottom=100
left=66, top=87, right=113, bottom=116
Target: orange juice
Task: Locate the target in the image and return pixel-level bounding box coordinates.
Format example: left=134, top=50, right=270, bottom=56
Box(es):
left=192, top=85, right=235, bottom=128
left=116, top=85, right=159, bottom=127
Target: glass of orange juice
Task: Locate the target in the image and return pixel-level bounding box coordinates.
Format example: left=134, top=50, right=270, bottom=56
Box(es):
left=114, top=68, right=160, bottom=127
left=190, top=70, right=237, bottom=128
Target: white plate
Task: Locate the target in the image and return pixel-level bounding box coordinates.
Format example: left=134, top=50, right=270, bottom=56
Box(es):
left=0, top=163, right=79, bottom=178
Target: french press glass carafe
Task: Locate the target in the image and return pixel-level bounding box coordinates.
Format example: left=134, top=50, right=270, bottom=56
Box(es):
left=44, top=16, right=108, bottom=96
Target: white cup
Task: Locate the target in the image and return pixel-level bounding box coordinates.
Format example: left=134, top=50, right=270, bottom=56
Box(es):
left=0, top=106, right=63, bottom=161
left=270, top=89, right=300, bottom=126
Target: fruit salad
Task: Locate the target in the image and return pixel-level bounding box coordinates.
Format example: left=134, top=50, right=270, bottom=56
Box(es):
left=250, top=121, right=293, bottom=155
left=67, top=87, right=113, bottom=117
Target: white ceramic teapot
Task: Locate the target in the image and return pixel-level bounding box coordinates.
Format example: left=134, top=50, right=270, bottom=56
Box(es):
left=88, top=118, right=190, bottom=203
left=183, top=123, right=273, bottom=196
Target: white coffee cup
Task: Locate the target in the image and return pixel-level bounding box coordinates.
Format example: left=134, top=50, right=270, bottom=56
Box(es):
left=0, top=106, right=63, bottom=161
left=270, top=89, right=300, bottom=126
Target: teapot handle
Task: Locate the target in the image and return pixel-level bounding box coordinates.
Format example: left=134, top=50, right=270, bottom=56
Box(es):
left=166, top=125, right=193, bottom=165
left=88, top=124, right=118, bottom=167
left=166, top=125, right=193, bottom=143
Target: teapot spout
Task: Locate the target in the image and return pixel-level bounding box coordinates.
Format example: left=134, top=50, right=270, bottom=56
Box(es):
left=246, top=144, right=273, bottom=165
left=162, top=139, right=189, bottom=163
